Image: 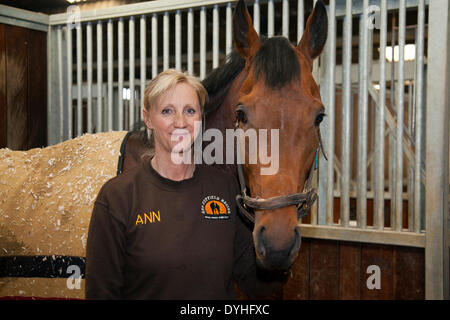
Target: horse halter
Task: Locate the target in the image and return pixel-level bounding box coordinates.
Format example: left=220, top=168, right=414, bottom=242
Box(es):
left=234, top=120, right=327, bottom=224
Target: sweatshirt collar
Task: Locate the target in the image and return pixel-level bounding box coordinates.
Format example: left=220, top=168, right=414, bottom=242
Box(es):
left=143, top=157, right=201, bottom=191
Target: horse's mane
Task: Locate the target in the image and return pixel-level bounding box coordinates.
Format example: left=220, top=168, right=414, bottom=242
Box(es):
left=202, top=50, right=245, bottom=116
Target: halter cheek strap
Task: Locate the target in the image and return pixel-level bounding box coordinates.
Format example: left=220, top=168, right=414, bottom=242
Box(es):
left=234, top=121, right=326, bottom=223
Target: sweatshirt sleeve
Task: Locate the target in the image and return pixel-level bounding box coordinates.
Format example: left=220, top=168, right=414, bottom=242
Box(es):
left=85, top=194, right=127, bottom=299
left=231, top=176, right=287, bottom=299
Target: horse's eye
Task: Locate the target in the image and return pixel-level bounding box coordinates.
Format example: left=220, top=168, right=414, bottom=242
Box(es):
left=236, top=108, right=248, bottom=124
left=315, top=113, right=326, bottom=126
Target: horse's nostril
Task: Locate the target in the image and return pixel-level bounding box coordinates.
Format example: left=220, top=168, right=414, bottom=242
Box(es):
left=289, top=227, right=302, bottom=258
left=257, top=226, right=266, bottom=259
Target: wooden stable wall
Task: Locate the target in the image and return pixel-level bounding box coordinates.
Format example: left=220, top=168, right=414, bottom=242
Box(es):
left=283, top=238, right=425, bottom=300
left=0, top=23, right=47, bottom=151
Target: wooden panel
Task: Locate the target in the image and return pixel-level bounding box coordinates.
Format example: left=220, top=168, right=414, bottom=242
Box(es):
left=309, top=239, right=339, bottom=299
left=283, top=238, right=310, bottom=299
left=246, top=239, right=424, bottom=300
left=6, top=25, right=28, bottom=150
left=27, top=29, right=47, bottom=149
left=0, top=24, right=6, bottom=148
left=394, top=246, right=425, bottom=299
left=339, top=241, right=361, bottom=299
left=361, top=243, right=394, bottom=299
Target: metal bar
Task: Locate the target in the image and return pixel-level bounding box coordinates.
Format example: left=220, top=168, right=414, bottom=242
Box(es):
left=200, top=6, right=206, bottom=79
left=118, top=18, right=124, bottom=131
left=107, top=19, right=113, bottom=131
left=425, top=0, right=450, bottom=300
left=152, top=13, right=158, bottom=78
left=334, top=0, right=429, bottom=18
left=318, top=2, right=329, bottom=226
left=297, top=0, right=304, bottom=43
left=395, top=0, right=406, bottom=231
left=50, top=0, right=238, bottom=25
left=187, top=8, right=194, bottom=74
left=57, top=26, right=64, bottom=142
left=163, top=11, right=169, bottom=70
left=407, top=82, right=413, bottom=231
left=299, top=224, right=425, bottom=248
left=86, top=22, right=93, bottom=134
left=357, top=4, right=369, bottom=229
left=47, top=26, right=61, bottom=145
left=0, top=4, right=49, bottom=27
left=212, top=5, right=219, bottom=69
left=129, top=16, right=135, bottom=130
left=267, top=0, right=274, bottom=38
left=253, top=0, right=260, bottom=35
left=389, top=13, right=396, bottom=229
left=282, top=0, right=289, bottom=39
left=368, top=85, right=425, bottom=182
left=97, top=21, right=103, bottom=133
left=325, top=0, right=336, bottom=226
left=175, top=10, right=182, bottom=70
left=414, top=0, right=425, bottom=233
left=48, top=0, right=430, bottom=26
left=140, top=16, right=146, bottom=120
left=340, top=0, right=352, bottom=228
left=226, top=3, right=232, bottom=56
left=375, top=0, right=387, bottom=230
left=76, top=24, right=83, bottom=137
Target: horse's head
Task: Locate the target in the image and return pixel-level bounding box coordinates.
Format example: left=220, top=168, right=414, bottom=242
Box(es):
left=233, top=0, right=328, bottom=271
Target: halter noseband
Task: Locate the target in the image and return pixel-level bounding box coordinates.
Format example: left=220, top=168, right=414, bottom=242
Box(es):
left=234, top=120, right=327, bottom=224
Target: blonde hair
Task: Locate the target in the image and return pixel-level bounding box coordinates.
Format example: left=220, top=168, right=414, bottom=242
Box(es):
left=144, top=69, right=208, bottom=113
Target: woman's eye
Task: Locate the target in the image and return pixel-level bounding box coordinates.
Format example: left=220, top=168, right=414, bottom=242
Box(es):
left=161, top=108, right=172, bottom=115
left=315, top=113, right=326, bottom=126
left=185, top=107, right=196, bottom=115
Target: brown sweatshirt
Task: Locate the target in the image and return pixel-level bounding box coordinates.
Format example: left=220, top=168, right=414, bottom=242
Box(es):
left=85, top=159, right=282, bottom=299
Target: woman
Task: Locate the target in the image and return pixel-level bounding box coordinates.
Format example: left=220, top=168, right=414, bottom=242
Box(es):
left=85, top=69, right=283, bottom=299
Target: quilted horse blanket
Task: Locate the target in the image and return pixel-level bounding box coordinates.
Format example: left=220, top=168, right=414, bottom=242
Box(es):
left=0, top=131, right=128, bottom=299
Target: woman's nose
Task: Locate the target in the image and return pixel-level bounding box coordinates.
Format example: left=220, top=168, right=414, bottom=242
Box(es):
left=173, top=113, right=187, bottom=128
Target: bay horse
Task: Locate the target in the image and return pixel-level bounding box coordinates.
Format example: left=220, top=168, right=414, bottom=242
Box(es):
left=120, top=0, right=328, bottom=271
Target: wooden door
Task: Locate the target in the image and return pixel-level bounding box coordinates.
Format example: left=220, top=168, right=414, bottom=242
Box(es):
left=0, top=23, right=47, bottom=150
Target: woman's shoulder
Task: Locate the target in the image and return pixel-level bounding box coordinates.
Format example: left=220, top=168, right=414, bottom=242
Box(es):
left=96, top=164, right=145, bottom=203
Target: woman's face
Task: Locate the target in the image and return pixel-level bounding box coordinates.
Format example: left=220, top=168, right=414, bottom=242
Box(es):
left=143, top=82, right=202, bottom=159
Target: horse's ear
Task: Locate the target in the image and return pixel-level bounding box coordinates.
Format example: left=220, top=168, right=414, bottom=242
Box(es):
left=297, top=0, right=328, bottom=67
left=233, top=0, right=261, bottom=60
